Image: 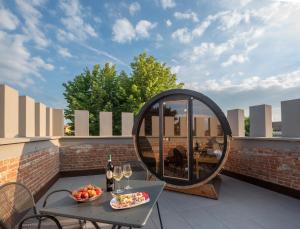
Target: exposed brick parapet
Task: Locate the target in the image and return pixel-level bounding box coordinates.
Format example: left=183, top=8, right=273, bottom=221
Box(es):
left=224, top=138, right=300, bottom=190
left=60, top=143, right=137, bottom=171
left=0, top=145, right=60, bottom=195
left=0, top=136, right=299, bottom=199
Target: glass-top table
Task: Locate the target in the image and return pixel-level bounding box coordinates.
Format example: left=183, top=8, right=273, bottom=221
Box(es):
left=40, top=180, right=166, bottom=228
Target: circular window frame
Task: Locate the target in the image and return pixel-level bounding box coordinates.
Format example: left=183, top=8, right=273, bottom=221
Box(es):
left=132, top=89, right=232, bottom=188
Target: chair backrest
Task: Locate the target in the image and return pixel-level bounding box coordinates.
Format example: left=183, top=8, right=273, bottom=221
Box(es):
left=0, top=182, right=36, bottom=228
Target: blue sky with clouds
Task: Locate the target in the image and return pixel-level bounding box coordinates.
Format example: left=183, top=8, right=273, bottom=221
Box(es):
left=0, top=0, right=300, bottom=121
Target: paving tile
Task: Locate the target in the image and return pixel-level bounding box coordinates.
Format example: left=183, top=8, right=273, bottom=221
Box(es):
left=219, top=218, right=266, bottom=229
left=181, top=208, right=231, bottom=229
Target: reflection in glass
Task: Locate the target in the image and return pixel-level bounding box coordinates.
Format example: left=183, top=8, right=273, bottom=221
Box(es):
left=163, top=100, right=189, bottom=180
left=192, top=100, right=224, bottom=181
left=135, top=94, right=227, bottom=186
left=138, top=103, right=159, bottom=174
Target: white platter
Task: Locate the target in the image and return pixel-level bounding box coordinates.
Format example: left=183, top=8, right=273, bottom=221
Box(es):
left=110, top=196, right=150, bottom=209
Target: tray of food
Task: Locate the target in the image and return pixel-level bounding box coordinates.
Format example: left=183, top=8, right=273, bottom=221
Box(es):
left=71, top=184, right=103, bottom=202
left=110, top=192, right=150, bottom=209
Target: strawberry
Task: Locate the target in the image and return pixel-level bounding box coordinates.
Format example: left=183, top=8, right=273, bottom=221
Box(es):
left=142, top=192, right=149, bottom=199
left=95, top=188, right=102, bottom=195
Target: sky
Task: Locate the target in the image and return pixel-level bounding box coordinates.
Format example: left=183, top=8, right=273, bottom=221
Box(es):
left=0, top=0, right=300, bottom=121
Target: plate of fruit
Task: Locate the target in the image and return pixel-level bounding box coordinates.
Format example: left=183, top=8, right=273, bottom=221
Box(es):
left=110, top=192, right=150, bottom=209
left=71, top=184, right=103, bottom=202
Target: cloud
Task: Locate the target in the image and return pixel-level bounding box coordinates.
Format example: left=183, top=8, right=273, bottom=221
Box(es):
left=184, top=69, right=300, bottom=120
left=166, top=19, right=172, bottom=27
left=58, top=47, right=72, bottom=58
left=112, top=18, right=156, bottom=43
left=171, top=12, right=225, bottom=44
left=93, top=16, right=101, bottom=23
left=112, top=18, right=136, bottom=43
left=58, top=0, right=97, bottom=42
left=185, top=70, right=300, bottom=93
left=172, top=2, right=296, bottom=45
left=189, top=42, right=230, bottom=61
left=171, top=65, right=180, bottom=74
left=0, top=31, right=54, bottom=88
left=156, top=34, right=163, bottom=41
left=171, top=28, right=192, bottom=44
left=0, top=8, right=19, bottom=30
left=180, top=28, right=263, bottom=65
left=136, top=20, right=157, bottom=38
left=80, top=43, right=128, bottom=66
left=221, top=54, right=247, bottom=67
left=16, top=0, right=49, bottom=48
left=129, top=2, right=141, bottom=15
left=174, top=11, right=199, bottom=22
left=218, top=10, right=251, bottom=31
left=221, top=43, right=258, bottom=67
left=155, top=33, right=163, bottom=48
left=161, top=0, right=176, bottom=9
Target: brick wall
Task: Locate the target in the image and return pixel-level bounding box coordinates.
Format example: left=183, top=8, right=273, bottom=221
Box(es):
left=0, top=144, right=60, bottom=196
left=60, top=143, right=137, bottom=172
left=224, top=138, right=300, bottom=190
left=0, top=136, right=299, bottom=199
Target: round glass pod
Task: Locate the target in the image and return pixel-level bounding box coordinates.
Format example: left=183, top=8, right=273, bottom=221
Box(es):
left=132, top=89, right=232, bottom=188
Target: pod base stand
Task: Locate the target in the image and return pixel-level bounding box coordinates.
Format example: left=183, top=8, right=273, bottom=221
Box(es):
left=165, top=176, right=221, bottom=200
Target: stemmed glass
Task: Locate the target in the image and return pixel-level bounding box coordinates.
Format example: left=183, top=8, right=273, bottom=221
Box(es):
left=123, top=163, right=133, bottom=190
left=113, top=166, right=123, bottom=194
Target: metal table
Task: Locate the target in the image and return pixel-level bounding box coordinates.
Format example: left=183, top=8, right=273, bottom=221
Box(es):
left=40, top=180, right=166, bottom=228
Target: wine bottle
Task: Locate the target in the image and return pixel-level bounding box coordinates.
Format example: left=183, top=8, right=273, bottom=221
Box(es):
left=106, top=154, right=114, bottom=192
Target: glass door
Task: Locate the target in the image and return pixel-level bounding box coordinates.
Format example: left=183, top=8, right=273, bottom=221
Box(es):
left=162, top=99, right=190, bottom=181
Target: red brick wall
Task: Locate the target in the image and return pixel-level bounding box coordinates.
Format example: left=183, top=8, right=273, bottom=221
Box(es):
left=60, top=143, right=137, bottom=172
left=224, top=140, right=300, bottom=190
left=1, top=137, right=299, bottom=199
left=0, top=146, right=60, bottom=196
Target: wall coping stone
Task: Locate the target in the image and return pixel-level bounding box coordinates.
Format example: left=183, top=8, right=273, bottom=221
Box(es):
left=234, top=137, right=300, bottom=142
left=1, top=136, right=300, bottom=147
left=0, top=137, right=61, bottom=146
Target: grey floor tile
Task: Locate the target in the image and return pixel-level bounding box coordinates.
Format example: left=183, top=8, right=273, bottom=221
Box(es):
left=220, top=218, right=266, bottom=229
left=181, top=208, right=231, bottom=229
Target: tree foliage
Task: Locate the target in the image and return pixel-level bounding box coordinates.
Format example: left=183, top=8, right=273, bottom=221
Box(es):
left=130, top=53, right=184, bottom=113
left=63, top=52, right=183, bottom=135
left=245, top=117, right=250, bottom=136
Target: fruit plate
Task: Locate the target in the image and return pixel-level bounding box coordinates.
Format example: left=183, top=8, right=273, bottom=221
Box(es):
left=110, top=192, right=150, bottom=210
left=70, top=184, right=103, bottom=203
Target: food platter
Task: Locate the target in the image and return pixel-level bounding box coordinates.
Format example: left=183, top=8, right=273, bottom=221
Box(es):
left=70, top=184, right=103, bottom=203
left=110, top=192, right=150, bottom=210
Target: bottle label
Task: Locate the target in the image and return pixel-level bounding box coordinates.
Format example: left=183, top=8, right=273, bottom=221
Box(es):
left=106, top=171, right=113, bottom=179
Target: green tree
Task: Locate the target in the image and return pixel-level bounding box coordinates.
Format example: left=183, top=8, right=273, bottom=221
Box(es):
left=245, top=117, right=250, bottom=136
left=130, top=52, right=184, bottom=113
left=63, top=52, right=183, bottom=135
left=63, top=63, right=127, bottom=135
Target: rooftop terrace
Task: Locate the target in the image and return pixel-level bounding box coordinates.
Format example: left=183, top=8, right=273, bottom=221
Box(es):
left=0, top=84, right=300, bottom=228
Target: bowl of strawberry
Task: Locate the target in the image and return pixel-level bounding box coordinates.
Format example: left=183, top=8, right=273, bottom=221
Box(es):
left=71, top=184, right=103, bottom=202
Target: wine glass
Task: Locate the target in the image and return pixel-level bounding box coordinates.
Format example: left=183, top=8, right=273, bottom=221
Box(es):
left=113, top=166, right=123, bottom=194
left=123, top=163, right=133, bottom=189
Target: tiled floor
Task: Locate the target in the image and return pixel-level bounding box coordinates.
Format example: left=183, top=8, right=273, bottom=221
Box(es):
left=37, top=175, right=300, bottom=229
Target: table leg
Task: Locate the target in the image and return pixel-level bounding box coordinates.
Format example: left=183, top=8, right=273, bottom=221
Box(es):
left=91, top=221, right=101, bottom=229
left=79, top=220, right=85, bottom=229
left=156, top=202, right=163, bottom=229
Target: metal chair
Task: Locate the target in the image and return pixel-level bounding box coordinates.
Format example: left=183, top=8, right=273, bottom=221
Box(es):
left=0, top=182, right=62, bottom=229
left=42, top=190, right=100, bottom=229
